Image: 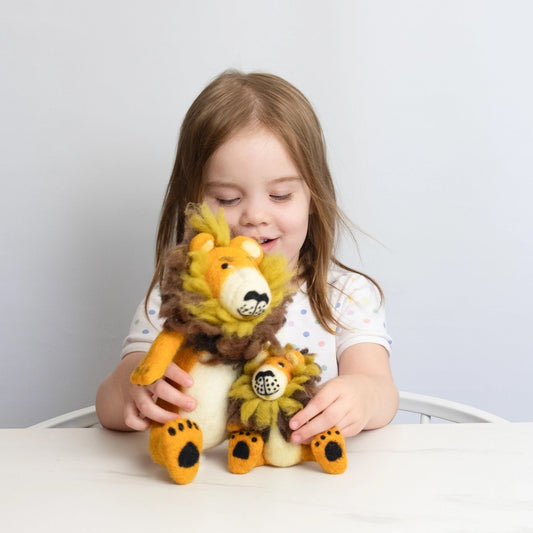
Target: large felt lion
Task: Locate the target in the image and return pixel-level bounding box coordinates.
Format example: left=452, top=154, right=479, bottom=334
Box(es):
left=130, top=203, right=294, bottom=484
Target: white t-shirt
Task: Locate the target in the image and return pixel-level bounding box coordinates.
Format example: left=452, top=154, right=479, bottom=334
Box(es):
left=121, top=265, right=392, bottom=384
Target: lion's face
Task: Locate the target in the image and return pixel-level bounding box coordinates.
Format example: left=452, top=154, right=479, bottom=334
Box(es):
left=227, top=345, right=321, bottom=434
left=182, top=232, right=293, bottom=338
left=251, top=349, right=305, bottom=400
left=190, top=233, right=272, bottom=320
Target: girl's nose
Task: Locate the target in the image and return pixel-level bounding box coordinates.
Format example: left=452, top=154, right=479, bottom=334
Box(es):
left=239, top=199, right=270, bottom=227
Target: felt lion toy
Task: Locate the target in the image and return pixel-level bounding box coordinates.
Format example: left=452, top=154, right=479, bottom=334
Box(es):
left=227, top=345, right=347, bottom=474
left=130, top=203, right=294, bottom=484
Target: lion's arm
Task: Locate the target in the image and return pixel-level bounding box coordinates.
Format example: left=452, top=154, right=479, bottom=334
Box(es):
left=130, top=330, right=185, bottom=385
left=226, top=422, right=244, bottom=432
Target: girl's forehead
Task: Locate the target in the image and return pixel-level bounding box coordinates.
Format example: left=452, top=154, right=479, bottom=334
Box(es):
left=205, top=176, right=304, bottom=189
left=203, top=127, right=301, bottom=185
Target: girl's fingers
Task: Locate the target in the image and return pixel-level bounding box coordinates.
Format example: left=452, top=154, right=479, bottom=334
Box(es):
left=338, top=419, right=366, bottom=438
left=149, top=378, right=196, bottom=412
left=290, top=401, right=348, bottom=444
left=289, top=379, right=369, bottom=443
left=164, top=362, right=194, bottom=388
left=123, top=400, right=151, bottom=431
left=127, top=372, right=197, bottom=427
left=289, top=384, right=340, bottom=431
left=290, top=408, right=364, bottom=444
left=132, top=387, right=181, bottom=425
left=290, top=410, right=340, bottom=444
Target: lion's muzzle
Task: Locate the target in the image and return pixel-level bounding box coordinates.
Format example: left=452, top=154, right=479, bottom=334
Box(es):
left=220, top=268, right=272, bottom=320
left=238, top=290, right=270, bottom=317
left=252, top=367, right=288, bottom=400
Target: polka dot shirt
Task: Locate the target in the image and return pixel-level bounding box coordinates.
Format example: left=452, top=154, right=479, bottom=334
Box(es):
left=121, top=266, right=391, bottom=384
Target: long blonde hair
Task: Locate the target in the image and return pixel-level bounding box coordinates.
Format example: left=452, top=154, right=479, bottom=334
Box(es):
left=148, top=70, right=382, bottom=331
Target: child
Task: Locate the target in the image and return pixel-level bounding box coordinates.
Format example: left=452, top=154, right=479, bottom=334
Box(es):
left=96, top=70, right=398, bottom=444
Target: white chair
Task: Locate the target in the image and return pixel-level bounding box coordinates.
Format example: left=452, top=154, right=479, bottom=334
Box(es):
left=398, top=391, right=509, bottom=424
left=28, top=392, right=508, bottom=428
left=29, top=405, right=99, bottom=428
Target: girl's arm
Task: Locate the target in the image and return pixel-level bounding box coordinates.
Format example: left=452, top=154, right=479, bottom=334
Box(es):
left=289, top=343, right=398, bottom=444
left=95, top=351, right=196, bottom=431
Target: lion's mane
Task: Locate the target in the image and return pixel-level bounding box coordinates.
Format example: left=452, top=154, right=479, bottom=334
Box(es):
left=157, top=204, right=293, bottom=363
left=226, top=348, right=321, bottom=441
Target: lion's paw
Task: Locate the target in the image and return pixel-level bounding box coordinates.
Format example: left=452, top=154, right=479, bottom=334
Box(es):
left=228, top=430, right=264, bottom=474
left=310, top=427, right=347, bottom=474
left=130, top=363, right=159, bottom=386
left=150, top=419, right=203, bottom=484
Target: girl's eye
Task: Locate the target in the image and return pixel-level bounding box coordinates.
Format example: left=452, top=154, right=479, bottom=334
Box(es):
left=216, top=197, right=239, bottom=206
left=270, top=193, right=292, bottom=202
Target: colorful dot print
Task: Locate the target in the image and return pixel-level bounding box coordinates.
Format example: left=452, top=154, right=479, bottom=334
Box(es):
left=121, top=268, right=391, bottom=383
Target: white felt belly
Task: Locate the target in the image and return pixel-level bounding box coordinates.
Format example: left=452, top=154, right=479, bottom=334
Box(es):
left=185, top=362, right=240, bottom=449
left=264, top=425, right=302, bottom=467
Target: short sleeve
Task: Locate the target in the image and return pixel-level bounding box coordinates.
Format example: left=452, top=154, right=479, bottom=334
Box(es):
left=120, top=286, right=164, bottom=358
left=329, top=270, right=392, bottom=359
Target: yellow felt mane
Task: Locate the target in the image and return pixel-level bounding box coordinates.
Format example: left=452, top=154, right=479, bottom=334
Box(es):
left=182, top=204, right=294, bottom=338
left=229, top=345, right=321, bottom=430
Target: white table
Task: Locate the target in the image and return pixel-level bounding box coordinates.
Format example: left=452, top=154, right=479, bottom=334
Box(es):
left=1, top=423, right=532, bottom=532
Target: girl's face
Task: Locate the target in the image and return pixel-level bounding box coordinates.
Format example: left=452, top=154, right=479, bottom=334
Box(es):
left=203, top=125, right=311, bottom=270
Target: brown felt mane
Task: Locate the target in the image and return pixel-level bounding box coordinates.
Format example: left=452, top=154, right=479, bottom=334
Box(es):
left=157, top=208, right=292, bottom=363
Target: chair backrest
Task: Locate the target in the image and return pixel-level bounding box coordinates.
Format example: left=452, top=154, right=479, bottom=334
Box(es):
left=29, top=406, right=99, bottom=428
left=29, top=394, right=508, bottom=428
left=398, top=391, right=509, bottom=424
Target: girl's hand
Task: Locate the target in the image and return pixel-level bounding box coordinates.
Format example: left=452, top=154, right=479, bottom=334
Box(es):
left=288, top=343, right=398, bottom=444
left=96, top=352, right=196, bottom=431
left=124, top=360, right=197, bottom=431
left=289, top=374, right=370, bottom=444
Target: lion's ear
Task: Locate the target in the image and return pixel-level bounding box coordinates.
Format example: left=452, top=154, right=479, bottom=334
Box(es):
left=250, top=348, right=269, bottom=366
left=230, top=236, right=263, bottom=264
left=286, top=349, right=304, bottom=367
left=190, top=233, right=215, bottom=253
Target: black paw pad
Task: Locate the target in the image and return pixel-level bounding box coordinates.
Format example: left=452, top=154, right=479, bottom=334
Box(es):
left=178, top=442, right=200, bottom=468
left=232, top=441, right=250, bottom=460
left=324, top=441, right=343, bottom=462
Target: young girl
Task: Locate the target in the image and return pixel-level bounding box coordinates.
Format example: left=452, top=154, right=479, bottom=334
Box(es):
left=96, top=70, right=398, bottom=444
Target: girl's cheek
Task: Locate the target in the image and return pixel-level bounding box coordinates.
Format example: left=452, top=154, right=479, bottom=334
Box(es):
left=220, top=211, right=240, bottom=230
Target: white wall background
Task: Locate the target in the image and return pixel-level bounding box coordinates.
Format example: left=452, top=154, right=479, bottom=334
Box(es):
left=1, top=0, right=532, bottom=427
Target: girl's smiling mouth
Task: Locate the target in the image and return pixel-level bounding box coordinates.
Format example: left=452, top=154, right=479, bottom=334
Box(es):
left=254, top=237, right=279, bottom=250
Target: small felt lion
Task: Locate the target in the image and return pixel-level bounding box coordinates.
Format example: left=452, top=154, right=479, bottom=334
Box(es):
left=130, top=204, right=294, bottom=484
left=227, top=345, right=347, bottom=474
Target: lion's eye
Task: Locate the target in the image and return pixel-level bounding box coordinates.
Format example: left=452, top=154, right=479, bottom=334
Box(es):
left=221, top=263, right=229, bottom=269
left=277, top=362, right=285, bottom=368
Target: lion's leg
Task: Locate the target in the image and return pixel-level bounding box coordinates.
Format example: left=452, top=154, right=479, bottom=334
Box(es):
left=228, top=430, right=265, bottom=474
left=130, top=330, right=185, bottom=386
left=150, top=418, right=203, bottom=484
left=307, top=427, right=347, bottom=474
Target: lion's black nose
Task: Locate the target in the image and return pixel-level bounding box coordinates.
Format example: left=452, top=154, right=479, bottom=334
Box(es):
left=237, top=290, right=271, bottom=318
left=244, top=291, right=270, bottom=306
left=253, top=370, right=279, bottom=396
